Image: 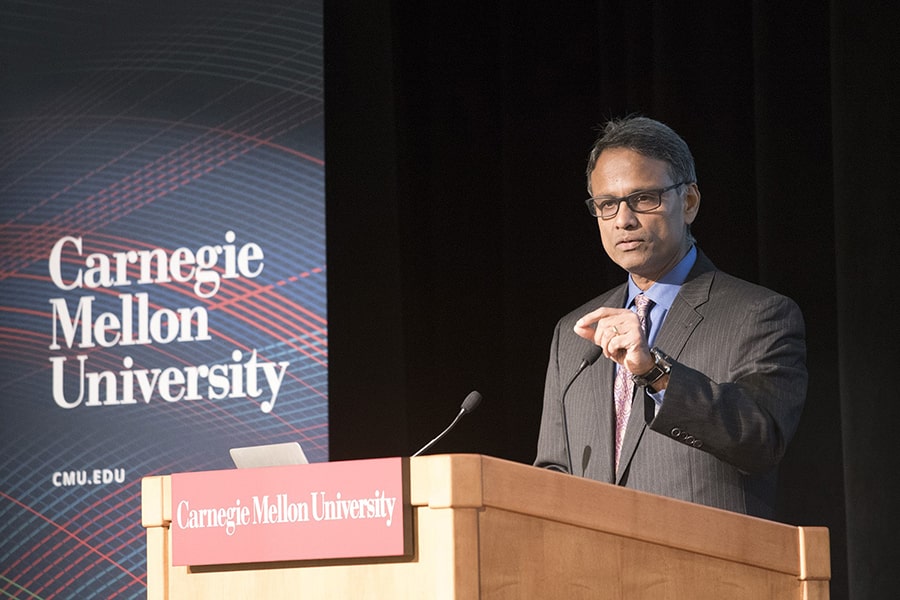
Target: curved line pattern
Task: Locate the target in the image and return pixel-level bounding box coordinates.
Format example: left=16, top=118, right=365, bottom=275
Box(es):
left=1, top=1, right=326, bottom=598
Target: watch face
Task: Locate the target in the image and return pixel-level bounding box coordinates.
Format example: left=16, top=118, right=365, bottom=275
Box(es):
left=651, top=348, right=671, bottom=371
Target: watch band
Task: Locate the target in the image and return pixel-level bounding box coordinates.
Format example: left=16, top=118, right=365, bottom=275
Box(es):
left=632, top=347, right=672, bottom=387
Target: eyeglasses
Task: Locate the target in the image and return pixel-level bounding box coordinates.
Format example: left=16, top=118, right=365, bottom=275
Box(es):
left=585, top=181, right=688, bottom=219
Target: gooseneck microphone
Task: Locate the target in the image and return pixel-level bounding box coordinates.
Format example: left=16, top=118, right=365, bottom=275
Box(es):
left=561, top=346, right=603, bottom=475
left=412, top=391, right=483, bottom=457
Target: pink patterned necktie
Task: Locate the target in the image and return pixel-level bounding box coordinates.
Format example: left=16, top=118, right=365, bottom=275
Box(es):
left=613, top=293, right=653, bottom=471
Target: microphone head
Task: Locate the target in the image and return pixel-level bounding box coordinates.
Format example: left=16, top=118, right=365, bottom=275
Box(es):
left=460, top=390, right=483, bottom=414
left=582, top=345, right=604, bottom=366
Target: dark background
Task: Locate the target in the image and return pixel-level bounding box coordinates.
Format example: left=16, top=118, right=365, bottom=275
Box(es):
left=324, top=2, right=899, bottom=598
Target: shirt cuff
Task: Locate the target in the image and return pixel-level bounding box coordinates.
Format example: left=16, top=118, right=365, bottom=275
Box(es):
left=648, top=388, right=665, bottom=415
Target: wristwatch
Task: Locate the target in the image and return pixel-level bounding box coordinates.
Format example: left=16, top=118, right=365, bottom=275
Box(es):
left=631, top=347, right=672, bottom=387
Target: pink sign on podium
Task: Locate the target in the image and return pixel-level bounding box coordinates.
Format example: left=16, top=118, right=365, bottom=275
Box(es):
left=170, top=457, right=410, bottom=566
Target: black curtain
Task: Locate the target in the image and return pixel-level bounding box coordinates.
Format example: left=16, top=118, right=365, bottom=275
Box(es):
left=325, top=2, right=900, bottom=597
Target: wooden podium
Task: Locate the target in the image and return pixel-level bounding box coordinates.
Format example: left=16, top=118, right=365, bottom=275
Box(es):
left=141, top=454, right=830, bottom=599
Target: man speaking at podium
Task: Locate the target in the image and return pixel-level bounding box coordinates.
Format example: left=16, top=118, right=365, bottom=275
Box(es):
left=534, top=117, right=807, bottom=519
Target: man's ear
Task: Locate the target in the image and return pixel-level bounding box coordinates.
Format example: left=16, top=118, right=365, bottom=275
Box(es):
left=683, top=183, right=701, bottom=225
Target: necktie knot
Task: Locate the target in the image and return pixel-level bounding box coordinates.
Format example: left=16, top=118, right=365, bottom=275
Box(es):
left=634, top=293, right=653, bottom=334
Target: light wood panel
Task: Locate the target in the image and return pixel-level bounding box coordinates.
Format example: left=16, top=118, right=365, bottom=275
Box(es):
left=142, top=454, right=830, bottom=599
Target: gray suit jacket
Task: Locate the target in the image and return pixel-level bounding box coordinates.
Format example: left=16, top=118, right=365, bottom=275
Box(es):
left=534, top=250, right=807, bottom=518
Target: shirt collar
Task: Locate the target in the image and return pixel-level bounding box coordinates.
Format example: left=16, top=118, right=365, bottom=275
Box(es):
left=626, top=245, right=697, bottom=310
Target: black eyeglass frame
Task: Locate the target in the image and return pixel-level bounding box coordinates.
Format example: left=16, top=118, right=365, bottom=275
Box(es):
left=585, top=181, right=690, bottom=219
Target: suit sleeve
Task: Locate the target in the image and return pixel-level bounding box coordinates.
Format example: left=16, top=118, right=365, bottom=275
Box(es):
left=649, top=292, right=807, bottom=474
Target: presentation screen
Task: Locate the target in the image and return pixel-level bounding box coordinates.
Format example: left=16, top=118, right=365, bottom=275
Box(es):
left=0, top=1, right=326, bottom=597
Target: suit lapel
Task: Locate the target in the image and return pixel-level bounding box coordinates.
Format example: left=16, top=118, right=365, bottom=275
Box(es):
left=653, top=252, right=715, bottom=358
left=615, top=250, right=716, bottom=483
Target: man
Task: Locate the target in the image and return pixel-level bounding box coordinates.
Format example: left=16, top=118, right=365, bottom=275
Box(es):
left=534, top=116, right=807, bottom=518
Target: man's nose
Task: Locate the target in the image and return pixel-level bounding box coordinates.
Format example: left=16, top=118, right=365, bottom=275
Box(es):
left=613, top=201, right=639, bottom=227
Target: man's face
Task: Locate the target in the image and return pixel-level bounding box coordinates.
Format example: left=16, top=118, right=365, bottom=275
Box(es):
left=589, top=147, right=700, bottom=287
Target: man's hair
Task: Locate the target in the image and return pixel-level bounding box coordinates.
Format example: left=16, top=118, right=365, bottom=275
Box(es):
left=586, top=116, right=697, bottom=195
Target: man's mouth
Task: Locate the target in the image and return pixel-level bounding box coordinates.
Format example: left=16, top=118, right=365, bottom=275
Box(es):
left=617, top=238, right=643, bottom=250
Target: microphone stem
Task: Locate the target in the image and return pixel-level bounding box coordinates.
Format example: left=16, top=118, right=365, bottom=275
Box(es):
left=412, top=408, right=465, bottom=457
